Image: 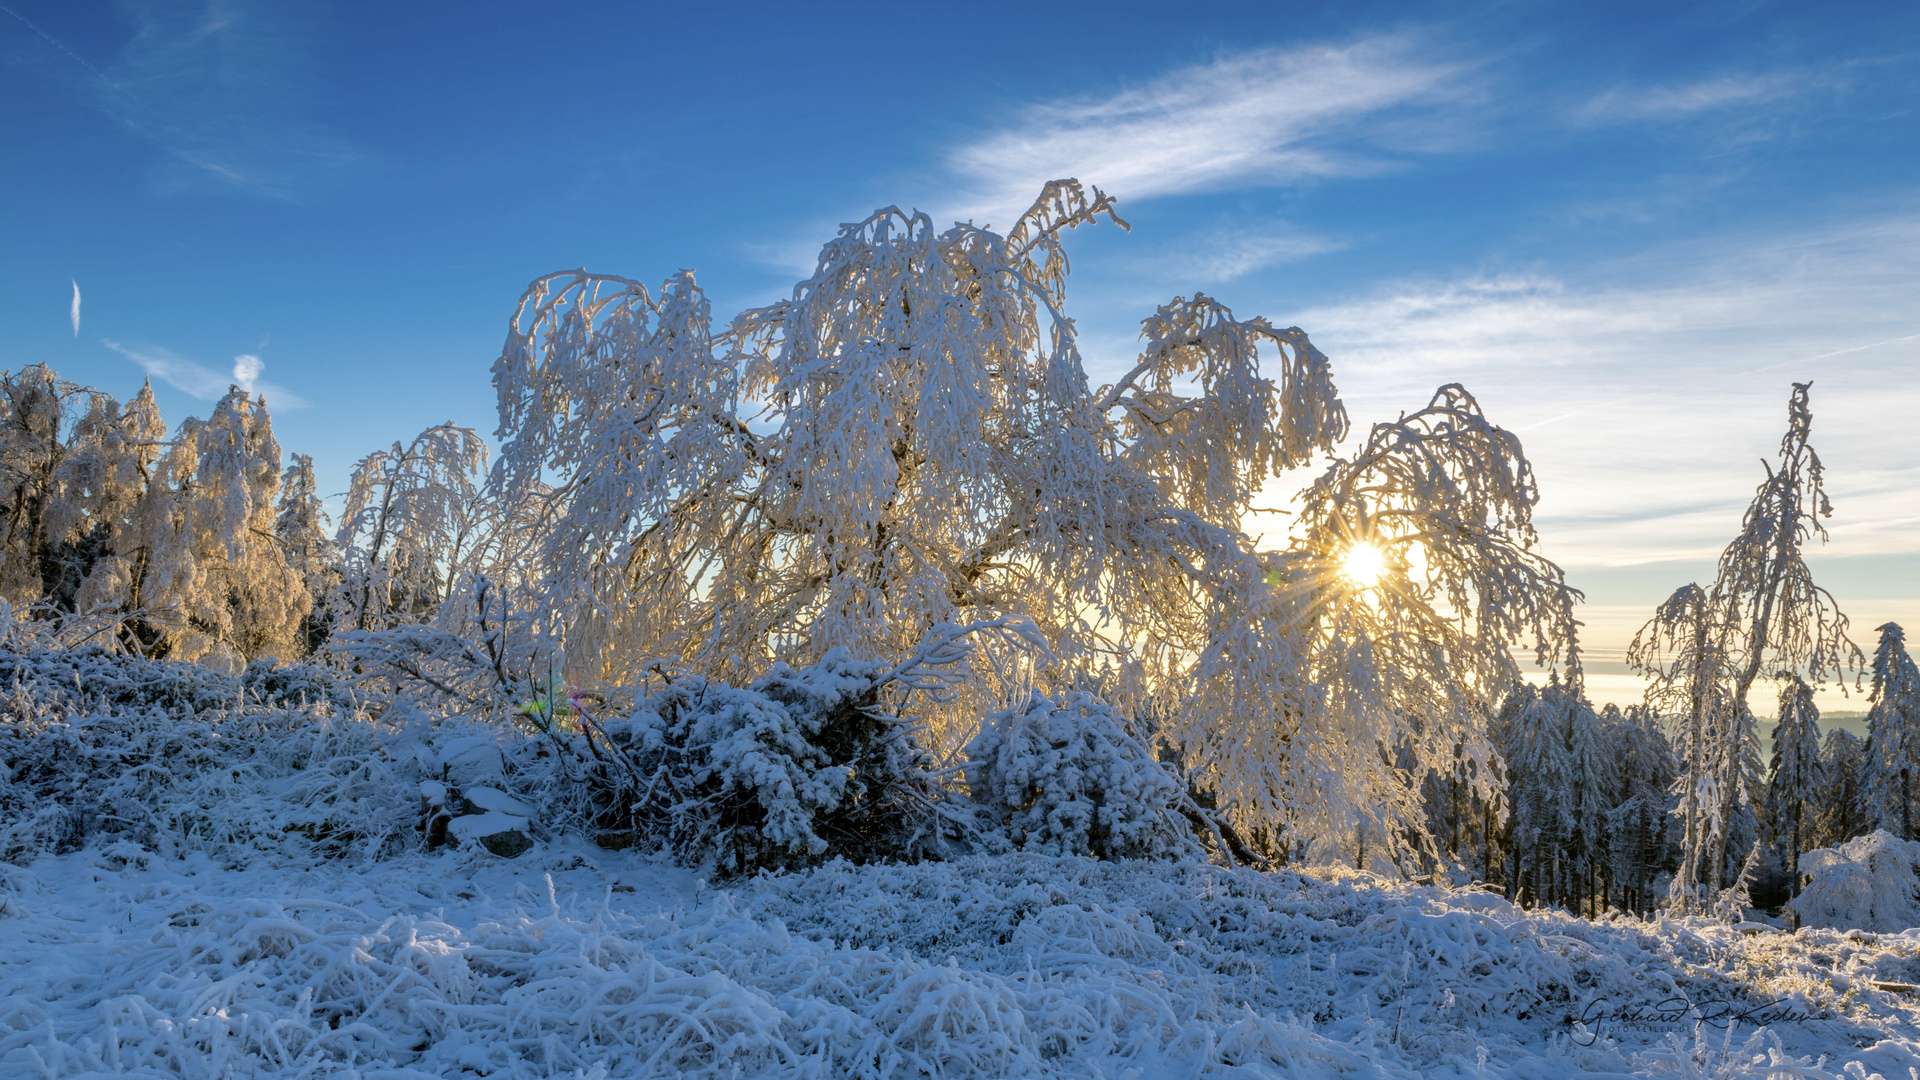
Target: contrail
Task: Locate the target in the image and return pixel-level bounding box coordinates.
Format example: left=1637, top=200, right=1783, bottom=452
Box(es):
left=0, top=4, right=143, bottom=110
left=70, top=280, right=80, bottom=337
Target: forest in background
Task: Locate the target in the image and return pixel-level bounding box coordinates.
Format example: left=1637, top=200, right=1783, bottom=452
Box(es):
left=2, top=181, right=1915, bottom=924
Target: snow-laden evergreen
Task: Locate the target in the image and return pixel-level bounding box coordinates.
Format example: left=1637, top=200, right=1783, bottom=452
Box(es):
left=1604, top=703, right=1681, bottom=914
left=1770, top=676, right=1826, bottom=903
left=1820, top=727, right=1873, bottom=850
left=1866, top=623, right=1920, bottom=840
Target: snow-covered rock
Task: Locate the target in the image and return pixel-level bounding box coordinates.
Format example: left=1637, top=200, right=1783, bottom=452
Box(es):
left=436, top=734, right=506, bottom=788
left=462, top=785, right=533, bottom=818
left=446, top=811, right=533, bottom=858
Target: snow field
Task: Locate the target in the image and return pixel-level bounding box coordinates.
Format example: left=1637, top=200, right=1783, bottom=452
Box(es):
left=4, top=842, right=1920, bottom=1079
left=4, top=647, right=1920, bottom=1078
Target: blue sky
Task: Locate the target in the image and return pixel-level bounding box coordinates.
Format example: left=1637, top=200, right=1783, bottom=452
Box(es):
left=3, top=0, right=1916, bottom=706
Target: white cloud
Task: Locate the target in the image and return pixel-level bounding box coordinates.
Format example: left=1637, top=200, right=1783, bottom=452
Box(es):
left=231, top=353, right=264, bottom=392
left=69, top=280, right=80, bottom=337
left=104, top=341, right=308, bottom=409
left=948, top=38, right=1473, bottom=222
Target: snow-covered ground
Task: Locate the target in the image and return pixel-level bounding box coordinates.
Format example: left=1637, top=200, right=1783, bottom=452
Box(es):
left=7, top=838, right=1920, bottom=1079
left=2, top=647, right=1917, bottom=1078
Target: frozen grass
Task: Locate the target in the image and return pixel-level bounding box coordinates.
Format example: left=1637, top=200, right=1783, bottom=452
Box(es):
left=6, top=843, right=1920, bottom=1077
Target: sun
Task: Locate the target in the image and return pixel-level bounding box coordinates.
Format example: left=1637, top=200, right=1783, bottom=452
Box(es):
left=1339, top=541, right=1388, bottom=589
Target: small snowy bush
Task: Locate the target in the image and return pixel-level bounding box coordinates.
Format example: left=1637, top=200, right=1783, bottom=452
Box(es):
left=605, top=648, right=947, bottom=875
left=0, top=646, right=358, bottom=716
left=0, top=646, right=419, bottom=866
left=1791, top=829, right=1920, bottom=932
left=964, top=690, right=1188, bottom=859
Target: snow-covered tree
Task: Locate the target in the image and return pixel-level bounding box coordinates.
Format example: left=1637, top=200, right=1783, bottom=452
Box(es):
left=130, top=388, right=309, bottom=667
left=1632, top=382, right=1862, bottom=915
left=1222, top=384, right=1580, bottom=868
left=332, top=422, right=488, bottom=633
left=59, top=381, right=169, bottom=647
left=1420, top=728, right=1503, bottom=886
left=1767, top=675, right=1824, bottom=901
left=1564, top=679, right=1618, bottom=913
left=489, top=180, right=1579, bottom=866
left=0, top=366, right=74, bottom=602
left=1603, top=703, right=1679, bottom=914
left=1495, top=683, right=1570, bottom=907
left=1817, top=727, right=1871, bottom=848
left=37, top=384, right=163, bottom=615
left=1493, top=674, right=1616, bottom=912
left=1865, top=623, right=1920, bottom=839
left=0, top=366, right=143, bottom=609
left=274, top=453, right=337, bottom=653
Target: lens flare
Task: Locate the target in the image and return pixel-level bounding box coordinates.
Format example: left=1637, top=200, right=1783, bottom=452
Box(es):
left=1339, top=542, right=1387, bottom=588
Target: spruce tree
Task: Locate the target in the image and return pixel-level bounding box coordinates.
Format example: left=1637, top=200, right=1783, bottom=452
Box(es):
left=1865, top=623, right=1920, bottom=839
left=1604, top=704, right=1679, bottom=914
left=1766, top=675, right=1823, bottom=901
left=1816, top=727, right=1870, bottom=848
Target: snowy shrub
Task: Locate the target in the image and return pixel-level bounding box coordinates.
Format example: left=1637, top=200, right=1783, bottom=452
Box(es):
left=964, top=691, right=1189, bottom=860
left=0, top=645, right=358, bottom=716
left=605, top=648, right=949, bottom=875
left=0, top=704, right=416, bottom=867
left=1790, top=829, right=1920, bottom=932
left=0, top=646, right=420, bottom=866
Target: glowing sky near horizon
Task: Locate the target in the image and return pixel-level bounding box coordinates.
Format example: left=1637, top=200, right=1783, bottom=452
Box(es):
left=1, top=1, right=1914, bottom=710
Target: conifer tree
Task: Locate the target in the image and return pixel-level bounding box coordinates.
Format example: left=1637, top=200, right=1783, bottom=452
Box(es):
left=1604, top=704, right=1679, bottom=914
left=1865, top=623, right=1920, bottom=839
left=1493, top=674, right=1615, bottom=912
left=1767, top=675, right=1824, bottom=900
left=1816, top=727, right=1870, bottom=848
left=1495, top=682, right=1569, bottom=907
left=1564, top=678, right=1617, bottom=914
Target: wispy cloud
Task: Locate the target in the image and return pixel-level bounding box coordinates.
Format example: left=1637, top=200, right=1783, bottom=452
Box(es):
left=947, top=38, right=1475, bottom=222
left=69, top=280, right=80, bottom=337
left=104, top=2, right=367, bottom=197
left=1579, top=73, right=1802, bottom=124
left=1285, top=213, right=1920, bottom=570
left=738, top=227, right=839, bottom=280
left=104, top=341, right=308, bottom=409
left=4, top=1, right=368, bottom=197
left=1154, top=224, right=1344, bottom=285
